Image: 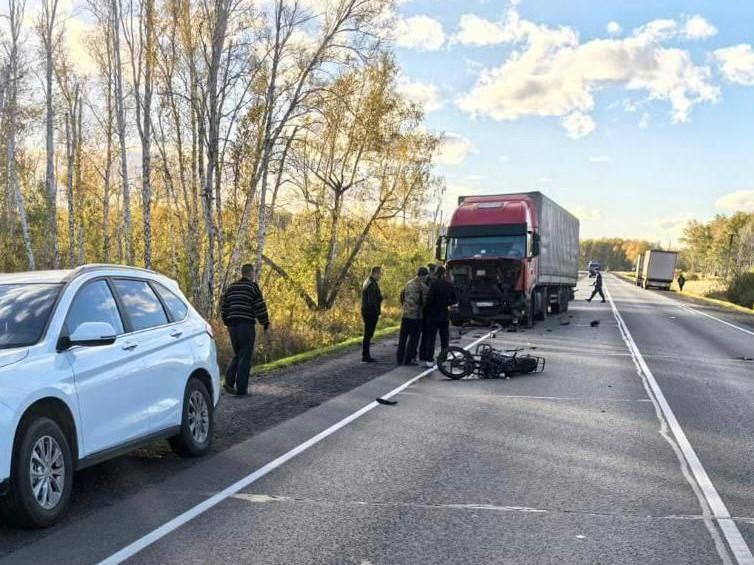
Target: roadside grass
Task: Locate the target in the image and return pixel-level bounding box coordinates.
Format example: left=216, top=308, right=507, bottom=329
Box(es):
left=610, top=271, right=754, bottom=317
left=254, top=325, right=400, bottom=375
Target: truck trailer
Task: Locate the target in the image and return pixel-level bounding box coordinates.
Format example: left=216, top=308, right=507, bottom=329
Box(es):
left=640, top=249, right=678, bottom=290
left=436, top=192, right=579, bottom=327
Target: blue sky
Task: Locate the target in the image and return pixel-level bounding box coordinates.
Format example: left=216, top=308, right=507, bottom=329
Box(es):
left=393, top=0, right=754, bottom=243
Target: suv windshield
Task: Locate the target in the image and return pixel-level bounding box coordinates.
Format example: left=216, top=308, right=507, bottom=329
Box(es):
left=0, top=284, right=61, bottom=349
left=447, top=235, right=526, bottom=260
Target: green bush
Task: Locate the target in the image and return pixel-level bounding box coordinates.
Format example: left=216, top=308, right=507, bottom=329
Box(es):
left=727, top=272, right=754, bottom=309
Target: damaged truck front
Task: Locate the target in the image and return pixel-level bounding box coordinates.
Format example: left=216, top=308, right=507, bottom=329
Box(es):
left=437, top=192, right=579, bottom=327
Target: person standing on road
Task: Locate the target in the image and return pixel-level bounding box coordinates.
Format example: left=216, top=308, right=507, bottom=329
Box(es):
left=397, top=267, right=429, bottom=366
left=221, top=263, right=270, bottom=397
left=586, top=268, right=606, bottom=303
left=420, top=266, right=457, bottom=368
left=361, top=266, right=383, bottom=363
left=678, top=273, right=686, bottom=292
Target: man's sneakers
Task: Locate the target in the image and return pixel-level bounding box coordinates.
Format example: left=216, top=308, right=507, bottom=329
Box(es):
left=223, top=383, right=236, bottom=395
left=361, top=357, right=377, bottom=363
left=423, top=360, right=434, bottom=368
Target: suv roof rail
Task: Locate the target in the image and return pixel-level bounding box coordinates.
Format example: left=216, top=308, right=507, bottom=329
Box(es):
left=62, top=263, right=159, bottom=283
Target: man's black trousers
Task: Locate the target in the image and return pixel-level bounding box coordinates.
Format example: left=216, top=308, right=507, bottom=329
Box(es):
left=362, top=313, right=379, bottom=360
left=396, top=317, right=422, bottom=364
left=588, top=287, right=606, bottom=302
left=420, top=317, right=450, bottom=362
left=226, top=322, right=256, bottom=394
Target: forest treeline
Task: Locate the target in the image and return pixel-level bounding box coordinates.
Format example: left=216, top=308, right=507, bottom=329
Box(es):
left=579, top=238, right=654, bottom=271
left=0, top=0, right=445, bottom=359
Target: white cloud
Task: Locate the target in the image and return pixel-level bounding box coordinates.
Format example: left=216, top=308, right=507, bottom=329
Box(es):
left=436, top=134, right=475, bottom=166
left=395, top=15, right=445, bottom=51
left=569, top=205, right=601, bottom=221
left=638, top=112, right=651, bottom=129
left=588, top=155, right=611, bottom=163
left=397, top=78, right=444, bottom=113
left=456, top=7, right=719, bottom=139
left=682, top=15, right=717, bottom=40
left=561, top=112, right=595, bottom=139
left=714, top=44, right=754, bottom=85
left=454, top=13, right=510, bottom=46
left=656, top=216, right=692, bottom=238
left=716, top=190, right=754, bottom=212
left=606, top=21, right=622, bottom=36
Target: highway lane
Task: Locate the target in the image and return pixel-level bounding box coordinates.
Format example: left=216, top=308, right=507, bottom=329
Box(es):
left=4, top=274, right=752, bottom=564
left=110, top=276, right=734, bottom=564
left=607, top=274, right=754, bottom=556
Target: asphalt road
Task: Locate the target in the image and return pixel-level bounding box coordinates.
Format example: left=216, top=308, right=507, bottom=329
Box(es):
left=2, top=274, right=753, bottom=564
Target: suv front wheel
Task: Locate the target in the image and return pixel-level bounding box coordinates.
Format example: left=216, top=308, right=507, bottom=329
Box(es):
left=2, top=417, right=74, bottom=528
left=169, top=378, right=214, bottom=457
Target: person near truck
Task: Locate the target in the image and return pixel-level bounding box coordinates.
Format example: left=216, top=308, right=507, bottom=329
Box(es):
left=221, top=263, right=270, bottom=397
left=361, top=266, right=383, bottom=363
left=396, top=267, right=429, bottom=366
left=677, top=273, right=686, bottom=292
left=586, top=268, right=606, bottom=303
left=420, top=266, right=458, bottom=368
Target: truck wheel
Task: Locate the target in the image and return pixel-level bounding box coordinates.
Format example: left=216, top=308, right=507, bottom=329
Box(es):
left=534, top=290, right=547, bottom=321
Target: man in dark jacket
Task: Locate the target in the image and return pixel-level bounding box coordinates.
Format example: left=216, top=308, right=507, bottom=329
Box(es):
left=361, top=266, right=383, bottom=363
left=420, top=266, right=457, bottom=368
left=397, top=267, right=428, bottom=365
left=586, top=269, right=606, bottom=303
left=221, top=263, right=270, bottom=396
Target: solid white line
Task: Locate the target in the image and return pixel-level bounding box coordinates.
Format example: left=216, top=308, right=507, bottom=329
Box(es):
left=98, top=331, right=495, bottom=565
left=605, top=282, right=754, bottom=565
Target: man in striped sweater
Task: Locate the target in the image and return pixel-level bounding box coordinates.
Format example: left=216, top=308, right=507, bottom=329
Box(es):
left=221, top=263, right=270, bottom=396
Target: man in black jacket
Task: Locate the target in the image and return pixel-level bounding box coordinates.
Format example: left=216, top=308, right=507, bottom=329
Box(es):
left=221, top=263, right=270, bottom=396
left=361, top=266, right=383, bottom=363
left=587, top=269, right=606, bottom=303
left=420, top=266, right=457, bottom=368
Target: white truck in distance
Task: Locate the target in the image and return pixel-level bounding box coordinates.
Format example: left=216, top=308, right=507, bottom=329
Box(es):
left=639, top=250, right=678, bottom=290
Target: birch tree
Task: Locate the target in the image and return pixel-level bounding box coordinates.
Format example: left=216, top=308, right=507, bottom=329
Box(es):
left=36, top=0, right=62, bottom=267
left=3, top=0, right=35, bottom=269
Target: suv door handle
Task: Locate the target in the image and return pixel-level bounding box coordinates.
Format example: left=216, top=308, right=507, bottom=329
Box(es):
left=169, top=329, right=183, bottom=338
left=121, top=342, right=138, bottom=351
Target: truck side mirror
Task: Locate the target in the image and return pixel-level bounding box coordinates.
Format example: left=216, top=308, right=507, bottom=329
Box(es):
left=435, top=236, right=445, bottom=261
left=532, top=233, right=541, bottom=256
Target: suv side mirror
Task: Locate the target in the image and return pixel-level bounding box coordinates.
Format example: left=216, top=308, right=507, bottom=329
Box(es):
left=435, top=236, right=446, bottom=261
left=60, top=322, right=117, bottom=351
left=532, top=233, right=541, bottom=256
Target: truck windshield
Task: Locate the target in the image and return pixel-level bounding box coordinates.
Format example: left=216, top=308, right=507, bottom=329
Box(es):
left=447, top=236, right=526, bottom=260
left=0, top=284, right=61, bottom=349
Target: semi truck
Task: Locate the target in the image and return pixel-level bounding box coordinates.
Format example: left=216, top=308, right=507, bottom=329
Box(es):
left=639, top=249, right=678, bottom=290
left=436, top=191, right=579, bottom=327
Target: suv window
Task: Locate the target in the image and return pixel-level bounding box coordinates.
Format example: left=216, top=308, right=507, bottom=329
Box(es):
left=113, top=279, right=168, bottom=332
left=66, top=280, right=125, bottom=336
left=153, top=282, right=189, bottom=321
left=0, top=284, right=61, bottom=348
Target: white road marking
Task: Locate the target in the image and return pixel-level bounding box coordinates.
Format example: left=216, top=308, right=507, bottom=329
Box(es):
left=98, top=331, right=495, bottom=565
left=605, top=282, right=753, bottom=565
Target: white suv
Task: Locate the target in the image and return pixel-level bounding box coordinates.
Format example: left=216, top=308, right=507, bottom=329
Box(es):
left=0, top=265, right=220, bottom=527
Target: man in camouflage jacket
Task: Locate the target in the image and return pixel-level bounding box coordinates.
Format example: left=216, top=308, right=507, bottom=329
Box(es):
left=396, top=267, right=429, bottom=365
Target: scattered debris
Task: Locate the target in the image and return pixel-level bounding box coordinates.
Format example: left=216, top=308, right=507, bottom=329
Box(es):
left=737, top=356, right=753, bottom=362
left=376, top=398, right=397, bottom=406
left=590, top=320, right=600, bottom=327
left=560, top=321, right=570, bottom=326
left=546, top=329, right=553, bottom=332
left=507, top=327, right=518, bottom=333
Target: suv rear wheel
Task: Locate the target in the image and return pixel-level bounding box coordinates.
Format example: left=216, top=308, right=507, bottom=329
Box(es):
left=169, top=378, right=214, bottom=457
left=2, top=417, right=74, bottom=528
